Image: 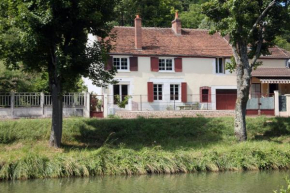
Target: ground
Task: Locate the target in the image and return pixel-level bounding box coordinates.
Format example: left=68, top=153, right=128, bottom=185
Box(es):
left=1, top=116, right=290, bottom=180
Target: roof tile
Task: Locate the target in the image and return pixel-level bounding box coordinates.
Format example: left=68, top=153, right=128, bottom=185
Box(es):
left=107, top=26, right=290, bottom=59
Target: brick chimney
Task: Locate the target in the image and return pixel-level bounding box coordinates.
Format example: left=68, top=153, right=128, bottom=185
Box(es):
left=172, top=11, right=181, bottom=35
left=135, top=15, right=142, bottom=50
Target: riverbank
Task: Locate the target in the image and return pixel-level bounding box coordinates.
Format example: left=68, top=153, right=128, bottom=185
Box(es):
left=1, top=117, right=290, bottom=180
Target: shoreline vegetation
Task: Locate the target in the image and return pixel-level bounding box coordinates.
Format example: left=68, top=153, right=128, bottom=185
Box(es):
left=1, top=117, right=290, bottom=180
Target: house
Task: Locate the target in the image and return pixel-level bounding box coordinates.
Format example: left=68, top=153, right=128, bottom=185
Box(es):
left=90, top=13, right=290, bottom=112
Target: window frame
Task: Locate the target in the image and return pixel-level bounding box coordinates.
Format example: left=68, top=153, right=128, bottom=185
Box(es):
left=200, top=87, right=211, bottom=103
left=215, top=58, right=225, bottom=74
left=113, top=84, right=129, bottom=104
left=153, top=84, right=163, bottom=101
left=113, top=56, right=130, bottom=72
left=170, top=84, right=180, bottom=101
left=158, top=57, right=175, bottom=72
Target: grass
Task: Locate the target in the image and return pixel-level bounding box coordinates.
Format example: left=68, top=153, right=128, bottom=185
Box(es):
left=1, top=116, right=290, bottom=180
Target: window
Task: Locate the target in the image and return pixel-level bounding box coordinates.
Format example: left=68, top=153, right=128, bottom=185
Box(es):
left=216, top=58, right=224, bottom=74
left=170, top=84, right=179, bottom=100
left=159, top=59, right=173, bottom=71
left=202, top=89, right=209, bottom=102
left=153, top=84, right=163, bottom=100
left=113, top=85, right=128, bottom=104
left=250, top=84, right=261, bottom=98
left=113, top=57, right=129, bottom=70
left=200, top=87, right=211, bottom=103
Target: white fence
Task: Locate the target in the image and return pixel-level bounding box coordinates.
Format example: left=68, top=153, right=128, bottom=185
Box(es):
left=0, top=92, right=90, bottom=118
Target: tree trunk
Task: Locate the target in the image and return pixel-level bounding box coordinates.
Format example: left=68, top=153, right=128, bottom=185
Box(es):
left=49, top=81, right=63, bottom=148
left=48, top=48, right=63, bottom=148
left=234, top=44, right=251, bottom=142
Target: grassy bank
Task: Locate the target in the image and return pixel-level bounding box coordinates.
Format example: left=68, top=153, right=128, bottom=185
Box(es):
left=1, top=116, right=290, bottom=180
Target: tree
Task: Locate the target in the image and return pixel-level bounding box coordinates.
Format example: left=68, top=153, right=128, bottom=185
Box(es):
left=179, top=4, right=205, bottom=28
left=0, top=0, right=117, bottom=147
left=0, top=62, right=87, bottom=93
left=202, top=0, right=290, bottom=141
left=114, top=0, right=182, bottom=27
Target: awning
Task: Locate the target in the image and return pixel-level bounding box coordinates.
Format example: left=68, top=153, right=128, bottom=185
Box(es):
left=260, top=79, right=290, bottom=84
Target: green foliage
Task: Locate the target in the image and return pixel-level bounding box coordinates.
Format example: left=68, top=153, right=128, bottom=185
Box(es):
left=0, top=62, right=87, bottom=93
left=0, top=62, right=48, bottom=92
left=275, top=36, right=290, bottom=51
left=179, top=4, right=205, bottom=28
left=274, top=178, right=290, bottom=193
left=115, top=0, right=182, bottom=27
left=0, top=0, right=117, bottom=92
left=114, top=95, right=132, bottom=108
left=202, top=0, right=290, bottom=60
left=1, top=117, right=290, bottom=180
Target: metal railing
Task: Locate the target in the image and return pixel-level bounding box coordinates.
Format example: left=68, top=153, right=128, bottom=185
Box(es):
left=0, top=92, right=85, bottom=108
left=107, top=94, right=217, bottom=111
left=14, top=93, right=41, bottom=107
left=0, top=93, right=11, bottom=107
left=44, top=93, right=85, bottom=106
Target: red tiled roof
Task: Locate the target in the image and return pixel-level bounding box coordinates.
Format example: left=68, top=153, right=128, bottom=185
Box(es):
left=107, top=26, right=290, bottom=59
left=252, top=68, right=290, bottom=77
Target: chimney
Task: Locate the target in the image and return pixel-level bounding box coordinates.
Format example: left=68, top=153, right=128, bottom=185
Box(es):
left=135, top=15, right=142, bottom=50
left=172, top=11, right=181, bottom=35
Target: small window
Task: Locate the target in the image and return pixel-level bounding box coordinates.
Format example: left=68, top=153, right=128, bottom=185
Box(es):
left=202, top=89, right=209, bottom=102
left=153, top=84, right=163, bottom=101
left=113, top=85, right=128, bottom=104
left=159, top=59, right=173, bottom=71
left=170, top=84, right=179, bottom=100
left=113, top=57, right=129, bottom=70
left=200, top=87, right=211, bottom=103
left=216, top=58, right=224, bottom=74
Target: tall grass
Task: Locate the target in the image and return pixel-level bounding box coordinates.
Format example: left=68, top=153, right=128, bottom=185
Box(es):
left=1, top=117, right=290, bottom=180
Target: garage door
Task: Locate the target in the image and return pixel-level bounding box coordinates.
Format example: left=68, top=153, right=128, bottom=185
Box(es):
left=216, top=89, right=237, bottom=110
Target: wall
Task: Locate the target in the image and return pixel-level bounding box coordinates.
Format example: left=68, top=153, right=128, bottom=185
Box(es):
left=115, top=110, right=235, bottom=119
left=0, top=92, right=90, bottom=119
left=257, top=59, right=286, bottom=68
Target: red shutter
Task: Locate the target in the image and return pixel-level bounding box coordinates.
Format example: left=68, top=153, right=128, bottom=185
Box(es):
left=105, top=56, right=113, bottom=70
left=200, top=87, right=203, bottom=102
left=181, top=82, right=187, bottom=103
left=130, top=57, right=138, bottom=71
left=175, top=58, right=182, bottom=72
left=151, top=57, right=159, bottom=72
left=208, top=87, right=211, bottom=103
left=147, top=82, right=154, bottom=102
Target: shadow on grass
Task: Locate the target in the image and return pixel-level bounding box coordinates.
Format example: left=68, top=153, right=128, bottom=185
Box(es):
left=252, top=117, right=290, bottom=142
left=61, top=117, right=234, bottom=151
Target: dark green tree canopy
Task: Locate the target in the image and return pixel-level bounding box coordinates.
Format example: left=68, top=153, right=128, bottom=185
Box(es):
left=202, top=0, right=290, bottom=59
left=0, top=0, right=117, bottom=90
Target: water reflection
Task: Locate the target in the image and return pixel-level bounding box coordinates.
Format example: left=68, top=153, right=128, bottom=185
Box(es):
left=1, top=170, right=289, bottom=193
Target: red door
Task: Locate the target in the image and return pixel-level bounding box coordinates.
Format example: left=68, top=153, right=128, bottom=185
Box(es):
left=216, top=89, right=237, bottom=110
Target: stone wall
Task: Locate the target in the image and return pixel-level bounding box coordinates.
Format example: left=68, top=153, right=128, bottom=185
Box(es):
left=115, top=110, right=235, bottom=119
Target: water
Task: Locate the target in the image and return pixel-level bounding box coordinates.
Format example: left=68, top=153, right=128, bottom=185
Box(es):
left=1, top=170, right=289, bottom=193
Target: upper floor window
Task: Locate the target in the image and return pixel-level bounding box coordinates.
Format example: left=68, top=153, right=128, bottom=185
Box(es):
left=216, top=58, right=224, bottom=74
left=159, top=59, right=173, bottom=71
left=113, top=57, right=129, bottom=71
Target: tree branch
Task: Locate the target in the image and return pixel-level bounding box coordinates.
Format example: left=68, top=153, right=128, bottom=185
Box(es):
left=247, top=0, right=277, bottom=39
left=250, top=27, right=263, bottom=68
left=231, top=43, right=240, bottom=64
